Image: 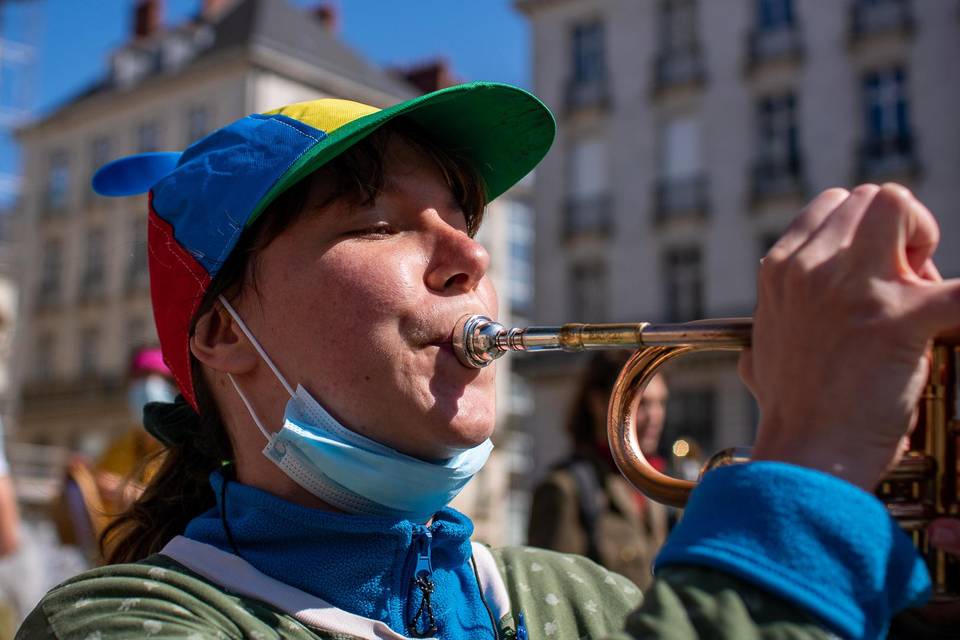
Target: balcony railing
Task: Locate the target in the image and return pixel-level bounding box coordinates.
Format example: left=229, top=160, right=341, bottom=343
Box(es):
left=563, top=193, right=613, bottom=238
left=751, top=154, right=805, bottom=201
left=655, top=175, right=708, bottom=223
left=22, top=374, right=124, bottom=406
left=653, top=47, right=706, bottom=94
left=564, top=74, right=611, bottom=113
left=858, top=133, right=918, bottom=180
left=747, top=26, right=803, bottom=69
left=850, top=0, right=913, bottom=40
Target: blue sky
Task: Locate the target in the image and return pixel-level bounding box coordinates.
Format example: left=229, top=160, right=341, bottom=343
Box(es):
left=0, top=0, right=529, bottom=207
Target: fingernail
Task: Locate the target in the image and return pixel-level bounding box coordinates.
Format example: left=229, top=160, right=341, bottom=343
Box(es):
left=930, top=527, right=958, bottom=547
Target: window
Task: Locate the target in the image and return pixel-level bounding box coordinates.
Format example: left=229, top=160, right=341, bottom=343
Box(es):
left=566, top=21, right=609, bottom=110
left=752, top=94, right=802, bottom=198
left=79, top=326, right=100, bottom=375
left=860, top=68, right=915, bottom=178
left=86, top=136, right=111, bottom=204
left=851, top=0, right=912, bottom=38
left=570, top=261, right=608, bottom=322
left=749, top=0, right=801, bottom=67
left=506, top=201, right=533, bottom=315
left=864, top=68, right=909, bottom=142
left=565, top=135, right=611, bottom=235
left=654, top=0, right=704, bottom=91
left=33, top=332, right=55, bottom=381
left=660, top=0, right=697, bottom=54
left=571, top=22, right=605, bottom=84
left=128, top=216, right=148, bottom=288
left=81, top=227, right=106, bottom=297
left=45, top=150, right=70, bottom=212
left=757, top=0, right=794, bottom=30
left=663, top=246, right=702, bottom=321
left=138, top=121, right=162, bottom=153
left=664, top=387, right=716, bottom=455
left=38, top=238, right=63, bottom=303
left=656, top=117, right=707, bottom=219
left=186, top=105, right=210, bottom=143
left=662, top=117, right=701, bottom=180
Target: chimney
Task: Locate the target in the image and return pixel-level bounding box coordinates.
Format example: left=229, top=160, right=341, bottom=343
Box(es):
left=201, top=0, right=233, bottom=21
left=313, top=3, right=339, bottom=34
left=133, top=0, right=163, bottom=39
left=398, top=59, right=457, bottom=95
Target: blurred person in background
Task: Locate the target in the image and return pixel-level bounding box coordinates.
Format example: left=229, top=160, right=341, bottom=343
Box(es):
left=0, top=415, right=21, bottom=639
left=52, top=346, right=173, bottom=562
left=528, top=353, right=669, bottom=589
left=94, top=346, right=174, bottom=512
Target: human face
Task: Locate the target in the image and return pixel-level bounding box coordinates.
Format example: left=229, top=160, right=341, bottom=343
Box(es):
left=234, top=138, right=497, bottom=461
left=637, top=375, right=668, bottom=456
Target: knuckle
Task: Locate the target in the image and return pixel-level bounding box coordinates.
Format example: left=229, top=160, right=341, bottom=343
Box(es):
left=851, top=183, right=881, bottom=199
left=818, top=187, right=850, bottom=202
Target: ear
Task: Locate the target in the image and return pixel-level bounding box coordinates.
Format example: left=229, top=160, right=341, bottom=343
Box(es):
left=190, top=302, right=259, bottom=374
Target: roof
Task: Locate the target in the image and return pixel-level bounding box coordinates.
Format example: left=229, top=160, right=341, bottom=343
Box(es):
left=23, top=0, right=417, bottom=132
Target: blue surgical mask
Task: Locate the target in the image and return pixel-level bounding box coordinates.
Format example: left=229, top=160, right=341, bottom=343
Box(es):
left=218, top=296, right=494, bottom=522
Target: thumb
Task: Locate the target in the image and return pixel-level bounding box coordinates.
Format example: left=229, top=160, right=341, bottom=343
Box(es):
left=906, top=277, right=960, bottom=338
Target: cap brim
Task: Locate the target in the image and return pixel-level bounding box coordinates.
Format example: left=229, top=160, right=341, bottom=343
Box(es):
left=249, top=82, right=556, bottom=226
left=92, top=152, right=183, bottom=197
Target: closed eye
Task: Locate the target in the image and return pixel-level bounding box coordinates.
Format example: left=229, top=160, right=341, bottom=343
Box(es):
left=348, top=223, right=397, bottom=238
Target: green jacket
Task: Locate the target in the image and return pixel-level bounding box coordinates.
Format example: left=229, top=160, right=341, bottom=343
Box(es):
left=18, top=542, right=829, bottom=639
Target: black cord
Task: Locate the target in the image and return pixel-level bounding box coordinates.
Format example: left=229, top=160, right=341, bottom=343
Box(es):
left=470, top=552, right=500, bottom=639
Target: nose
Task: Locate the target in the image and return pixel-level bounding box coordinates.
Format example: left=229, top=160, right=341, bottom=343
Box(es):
left=424, top=218, right=490, bottom=294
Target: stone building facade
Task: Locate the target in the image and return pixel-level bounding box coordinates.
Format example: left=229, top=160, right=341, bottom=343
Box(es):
left=516, top=0, right=960, bottom=482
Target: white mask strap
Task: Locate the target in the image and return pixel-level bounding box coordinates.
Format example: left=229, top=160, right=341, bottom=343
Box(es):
left=218, top=295, right=295, bottom=397
left=226, top=372, right=273, bottom=441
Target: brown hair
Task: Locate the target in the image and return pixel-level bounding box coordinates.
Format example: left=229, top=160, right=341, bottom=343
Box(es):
left=101, top=119, right=487, bottom=563
left=566, top=351, right=632, bottom=449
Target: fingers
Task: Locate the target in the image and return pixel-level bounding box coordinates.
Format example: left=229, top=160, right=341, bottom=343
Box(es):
left=929, top=518, right=960, bottom=557
left=848, top=183, right=940, bottom=278
left=766, top=188, right=850, bottom=260
left=793, top=184, right=879, bottom=265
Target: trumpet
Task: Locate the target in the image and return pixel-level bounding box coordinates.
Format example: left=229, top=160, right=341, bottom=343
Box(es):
left=452, top=314, right=960, bottom=600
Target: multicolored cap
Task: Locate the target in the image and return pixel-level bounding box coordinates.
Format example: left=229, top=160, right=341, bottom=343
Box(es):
left=92, top=82, right=556, bottom=408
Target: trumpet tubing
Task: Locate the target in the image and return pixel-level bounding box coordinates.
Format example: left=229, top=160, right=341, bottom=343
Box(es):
left=453, top=314, right=960, bottom=600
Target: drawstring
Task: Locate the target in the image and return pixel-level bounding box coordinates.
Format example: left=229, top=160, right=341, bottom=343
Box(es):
left=407, top=574, right=438, bottom=637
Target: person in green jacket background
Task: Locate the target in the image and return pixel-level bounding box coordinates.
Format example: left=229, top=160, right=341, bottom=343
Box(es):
left=17, top=83, right=960, bottom=639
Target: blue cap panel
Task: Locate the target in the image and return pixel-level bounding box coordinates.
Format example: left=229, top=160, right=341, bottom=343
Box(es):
left=151, top=114, right=327, bottom=276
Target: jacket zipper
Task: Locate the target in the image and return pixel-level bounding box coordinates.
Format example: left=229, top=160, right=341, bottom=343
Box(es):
left=406, top=528, right=438, bottom=638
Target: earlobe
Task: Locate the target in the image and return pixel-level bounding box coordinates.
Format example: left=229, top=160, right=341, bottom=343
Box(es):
left=190, top=304, right=259, bottom=374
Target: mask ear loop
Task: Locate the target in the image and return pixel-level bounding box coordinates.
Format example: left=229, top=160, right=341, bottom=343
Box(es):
left=217, top=295, right=296, bottom=441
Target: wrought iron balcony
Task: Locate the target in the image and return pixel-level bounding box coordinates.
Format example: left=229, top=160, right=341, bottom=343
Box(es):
left=563, top=193, right=613, bottom=238
left=850, top=0, right=913, bottom=40
left=747, top=25, right=803, bottom=70
left=857, top=133, right=919, bottom=180
left=653, top=47, right=706, bottom=94
left=655, top=175, right=709, bottom=223
left=564, top=74, right=611, bottom=113
left=751, top=154, right=805, bottom=202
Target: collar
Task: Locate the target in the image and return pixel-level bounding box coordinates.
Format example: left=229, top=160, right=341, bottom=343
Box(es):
left=183, top=471, right=479, bottom=635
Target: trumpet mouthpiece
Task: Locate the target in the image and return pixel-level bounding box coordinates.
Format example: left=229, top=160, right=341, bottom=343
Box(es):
left=452, top=314, right=506, bottom=369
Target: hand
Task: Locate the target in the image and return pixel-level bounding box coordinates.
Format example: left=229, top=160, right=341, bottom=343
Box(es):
left=929, top=518, right=960, bottom=557
left=739, top=184, right=960, bottom=491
